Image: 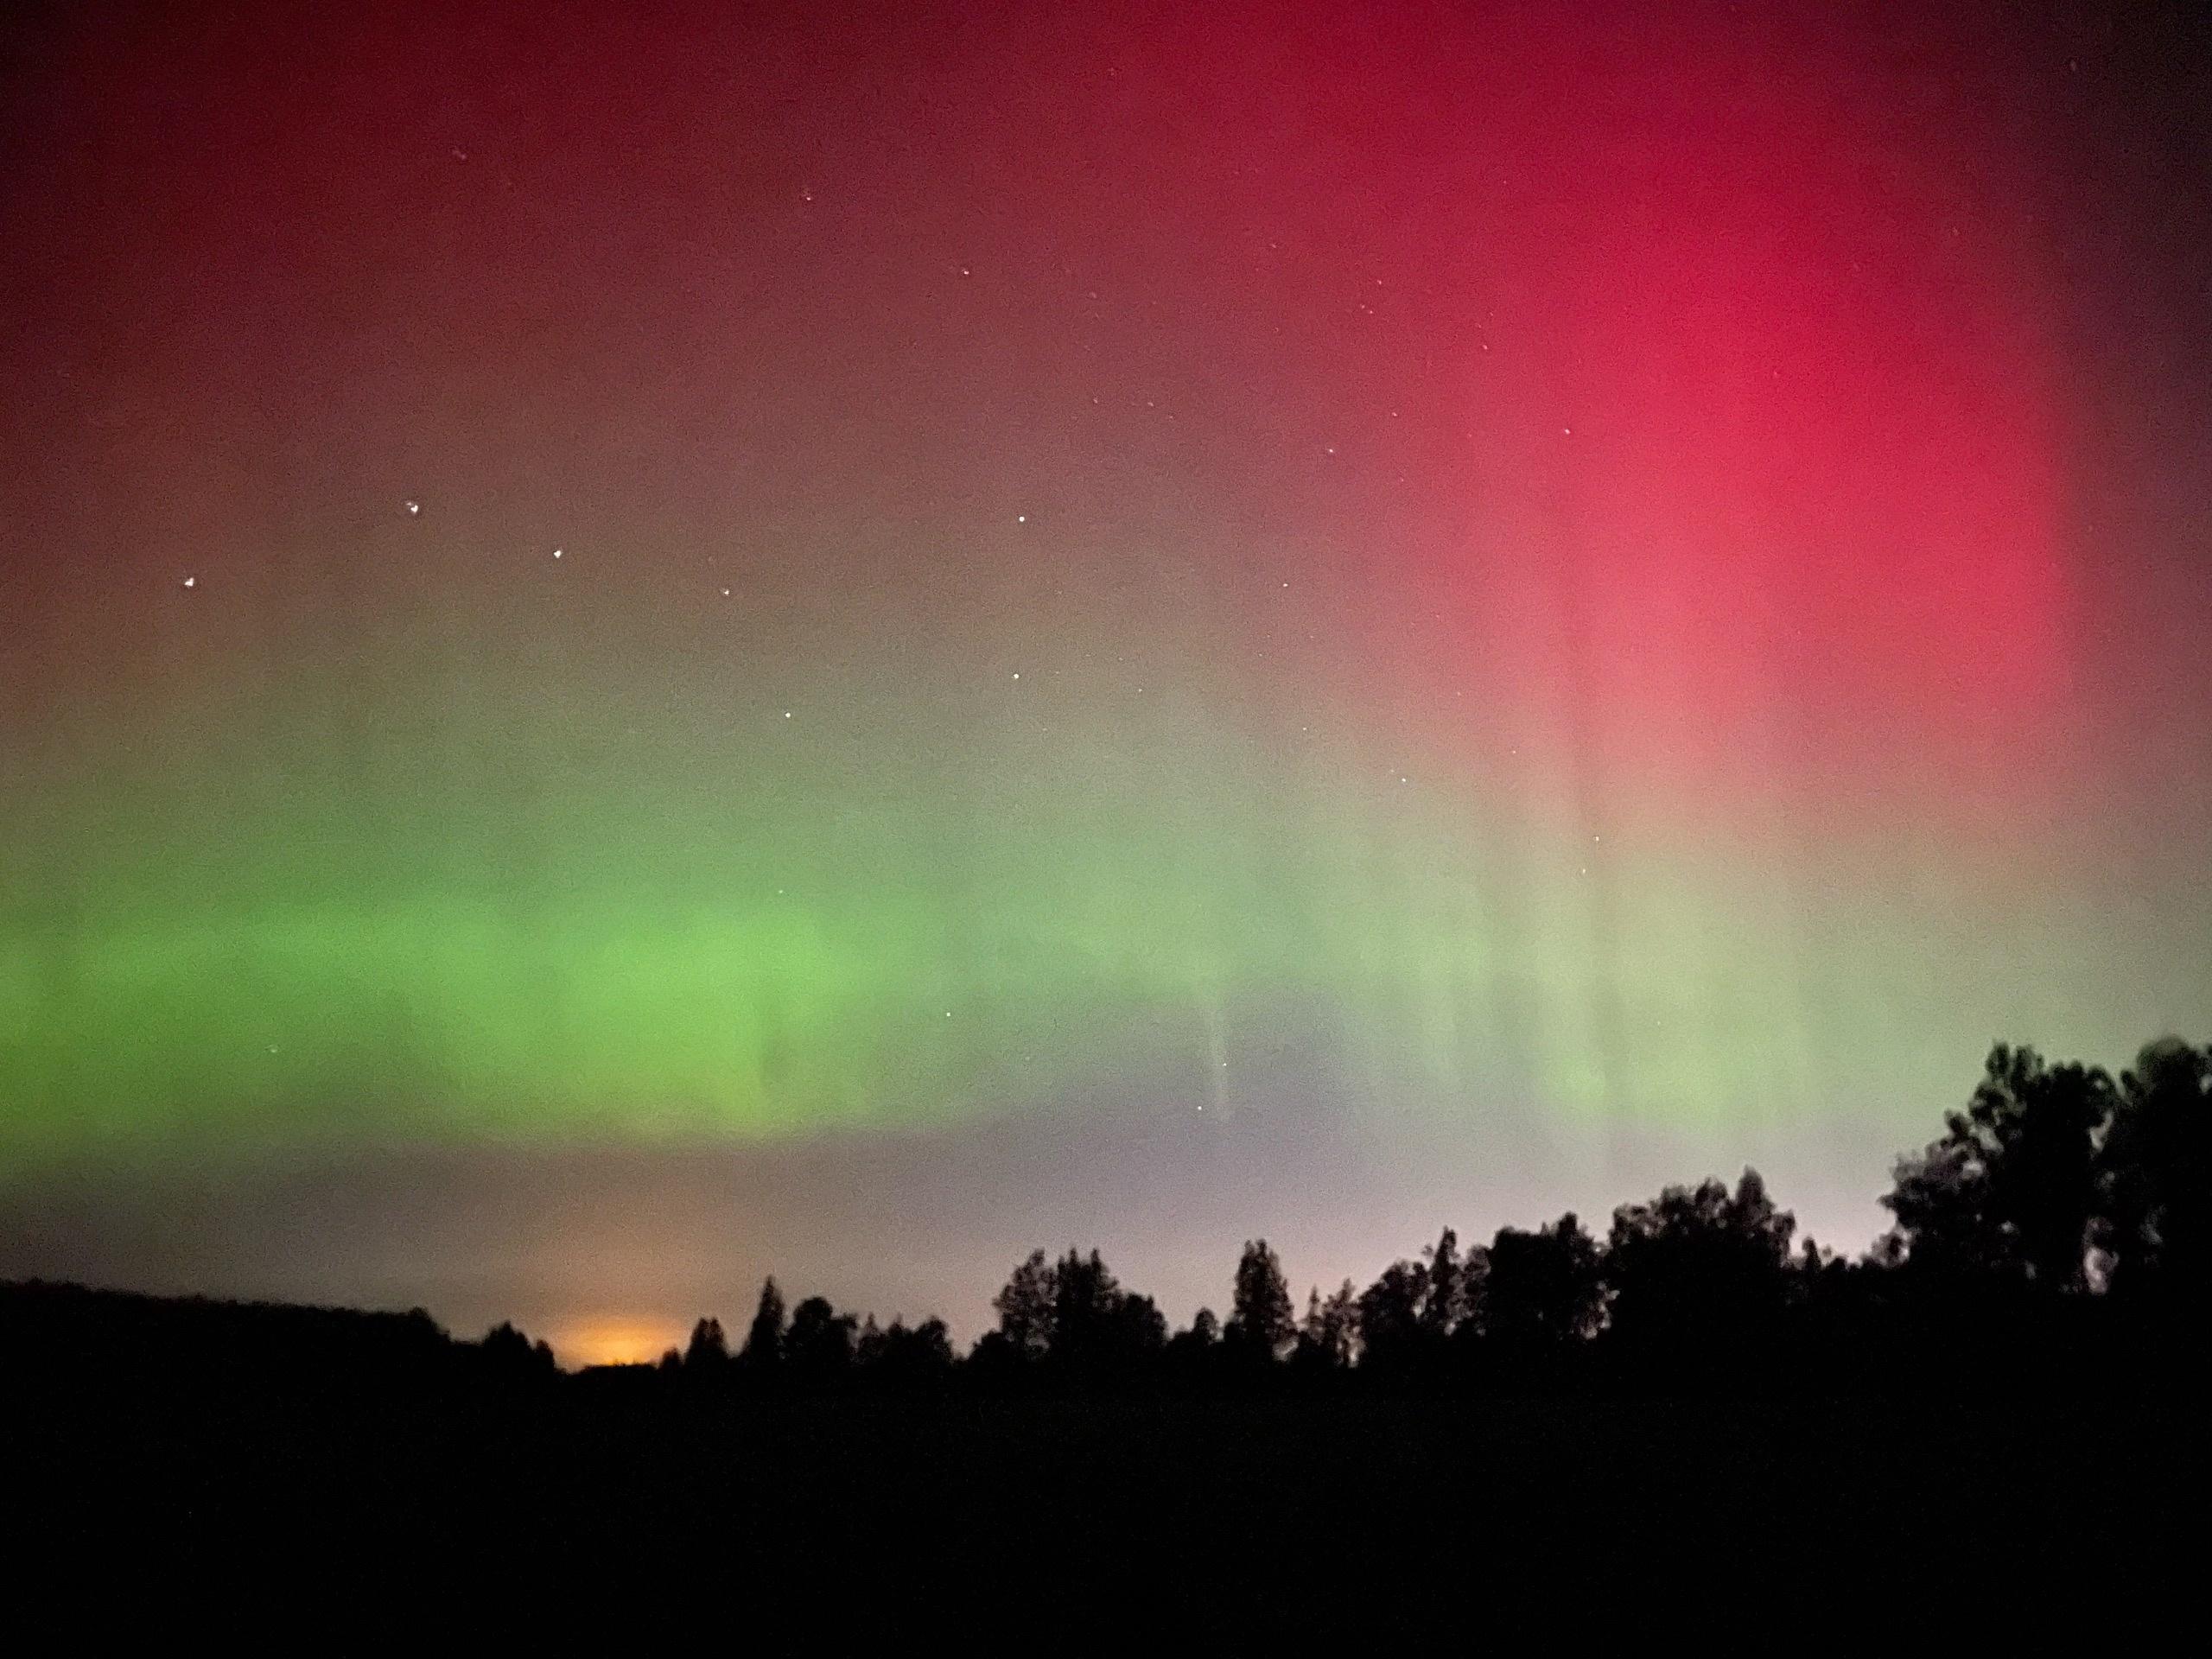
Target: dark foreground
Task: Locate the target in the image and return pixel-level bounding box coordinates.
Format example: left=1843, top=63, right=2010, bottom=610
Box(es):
left=11, top=1368, right=2194, bottom=1637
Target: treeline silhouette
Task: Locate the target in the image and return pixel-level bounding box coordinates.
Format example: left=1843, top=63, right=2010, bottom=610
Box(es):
left=635, top=1035, right=2207, bottom=1398
left=7, top=1035, right=2202, bottom=1626
left=16, top=1033, right=2196, bottom=1403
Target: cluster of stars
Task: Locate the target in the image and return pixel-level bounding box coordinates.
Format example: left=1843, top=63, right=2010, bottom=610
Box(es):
left=185, top=492, right=1377, bottom=766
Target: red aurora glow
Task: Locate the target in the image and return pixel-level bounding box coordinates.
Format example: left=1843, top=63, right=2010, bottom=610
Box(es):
left=1430, top=9, right=2071, bottom=816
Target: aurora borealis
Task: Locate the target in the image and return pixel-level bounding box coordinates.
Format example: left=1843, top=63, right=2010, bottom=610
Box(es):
left=5, top=0, right=2209, bottom=1359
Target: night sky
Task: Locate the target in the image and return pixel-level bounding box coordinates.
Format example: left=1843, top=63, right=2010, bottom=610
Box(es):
left=4, top=0, right=2208, bottom=1365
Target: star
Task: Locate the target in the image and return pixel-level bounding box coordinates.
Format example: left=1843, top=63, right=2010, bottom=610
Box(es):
left=404, top=500, right=420, bottom=514
left=181, top=575, right=195, bottom=588
left=552, top=548, right=563, bottom=560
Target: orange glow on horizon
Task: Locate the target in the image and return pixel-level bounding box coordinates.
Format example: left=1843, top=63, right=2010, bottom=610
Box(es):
left=544, top=1316, right=687, bottom=1370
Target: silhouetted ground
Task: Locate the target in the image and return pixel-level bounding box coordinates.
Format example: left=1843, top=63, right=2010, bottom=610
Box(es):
left=10, top=1354, right=2191, bottom=1635
left=13, top=1034, right=2205, bottom=1630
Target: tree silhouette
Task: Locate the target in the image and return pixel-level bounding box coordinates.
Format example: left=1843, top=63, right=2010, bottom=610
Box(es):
left=906, top=1316, right=957, bottom=1370
left=480, top=1319, right=558, bottom=1378
left=1112, top=1293, right=1169, bottom=1361
left=741, top=1277, right=787, bottom=1376
left=1883, top=1044, right=2111, bottom=1292
left=1606, top=1170, right=1795, bottom=1375
left=1049, top=1248, right=1165, bottom=1374
left=1355, top=1258, right=1429, bottom=1376
left=1419, top=1229, right=1475, bottom=1338
left=991, top=1249, right=1057, bottom=1363
left=978, top=1248, right=1165, bottom=1377
left=784, top=1296, right=858, bottom=1379
left=1294, top=1279, right=1361, bottom=1371
left=2101, top=1037, right=2210, bottom=1300
left=1480, top=1213, right=1604, bottom=1352
left=1227, top=1238, right=1295, bottom=1362
left=1051, top=1249, right=1121, bottom=1351
left=857, top=1315, right=956, bottom=1382
left=684, top=1315, right=731, bottom=1375
left=1160, top=1306, right=1222, bottom=1384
